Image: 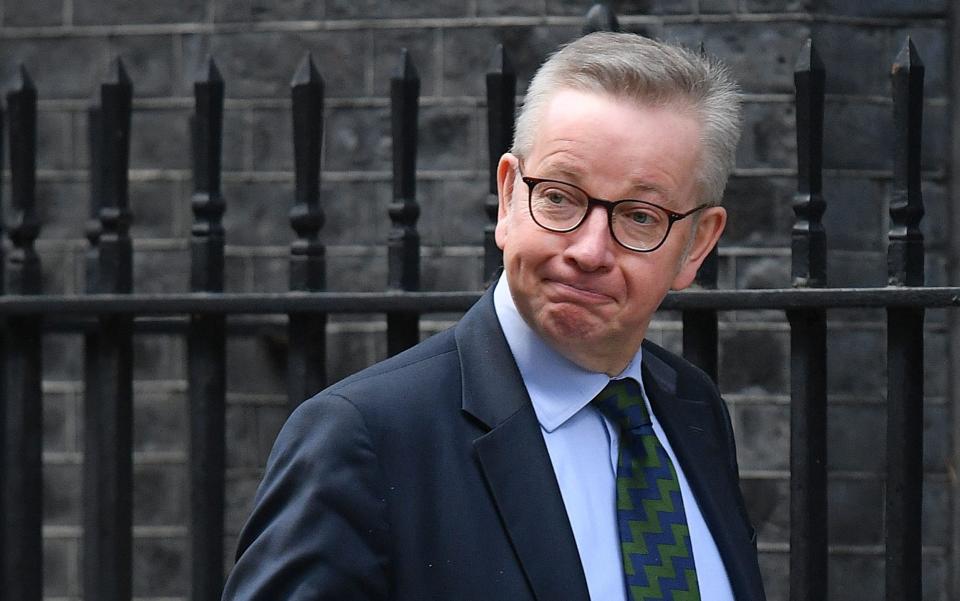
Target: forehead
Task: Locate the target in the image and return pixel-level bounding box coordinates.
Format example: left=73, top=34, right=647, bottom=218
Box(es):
left=527, top=89, right=702, bottom=202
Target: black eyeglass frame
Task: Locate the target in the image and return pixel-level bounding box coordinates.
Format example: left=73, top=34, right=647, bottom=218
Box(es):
left=518, top=171, right=712, bottom=253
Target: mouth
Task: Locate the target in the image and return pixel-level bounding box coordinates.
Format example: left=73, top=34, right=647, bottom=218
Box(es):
left=544, top=279, right=615, bottom=304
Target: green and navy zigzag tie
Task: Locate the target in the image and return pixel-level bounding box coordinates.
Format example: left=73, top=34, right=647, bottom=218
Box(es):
left=594, top=378, right=701, bottom=601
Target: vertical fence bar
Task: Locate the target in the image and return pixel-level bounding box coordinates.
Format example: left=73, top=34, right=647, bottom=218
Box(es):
left=0, top=90, right=6, bottom=591
left=83, top=59, right=134, bottom=601
left=885, top=37, right=925, bottom=601
left=484, top=44, right=514, bottom=282
left=189, top=58, right=227, bottom=601
left=682, top=44, right=718, bottom=382
left=3, top=65, right=44, bottom=601
left=288, top=54, right=327, bottom=410
left=786, top=39, right=828, bottom=601
left=387, top=49, right=420, bottom=356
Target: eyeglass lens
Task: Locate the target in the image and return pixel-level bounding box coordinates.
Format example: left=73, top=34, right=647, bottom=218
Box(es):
left=528, top=179, right=671, bottom=251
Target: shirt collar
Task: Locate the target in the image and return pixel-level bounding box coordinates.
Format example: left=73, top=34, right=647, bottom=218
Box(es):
left=492, top=272, right=646, bottom=433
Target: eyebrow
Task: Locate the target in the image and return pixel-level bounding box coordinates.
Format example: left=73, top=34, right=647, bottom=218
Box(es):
left=535, top=162, right=666, bottom=200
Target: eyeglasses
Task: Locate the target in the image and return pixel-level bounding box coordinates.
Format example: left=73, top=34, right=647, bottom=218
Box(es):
left=518, top=169, right=710, bottom=253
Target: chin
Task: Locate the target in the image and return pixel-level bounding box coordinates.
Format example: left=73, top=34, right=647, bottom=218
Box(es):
left=538, top=304, right=609, bottom=345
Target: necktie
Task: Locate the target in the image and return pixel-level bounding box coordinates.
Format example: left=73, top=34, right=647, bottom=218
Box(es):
left=593, top=378, right=701, bottom=601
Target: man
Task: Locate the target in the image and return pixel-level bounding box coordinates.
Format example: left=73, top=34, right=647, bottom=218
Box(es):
left=223, top=32, right=766, bottom=600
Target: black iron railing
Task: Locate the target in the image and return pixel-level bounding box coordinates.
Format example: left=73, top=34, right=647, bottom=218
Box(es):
left=0, top=9, right=953, bottom=601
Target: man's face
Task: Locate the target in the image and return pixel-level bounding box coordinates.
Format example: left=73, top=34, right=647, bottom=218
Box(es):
left=495, top=89, right=726, bottom=375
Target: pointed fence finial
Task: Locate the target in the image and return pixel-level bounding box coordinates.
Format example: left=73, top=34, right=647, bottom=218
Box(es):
left=484, top=43, right=516, bottom=282
left=888, top=36, right=925, bottom=287
left=5, top=64, right=41, bottom=295
left=792, top=38, right=826, bottom=288
left=583, top=3, right=619, bottom=34
left=388, top=47, right=422, bottom=355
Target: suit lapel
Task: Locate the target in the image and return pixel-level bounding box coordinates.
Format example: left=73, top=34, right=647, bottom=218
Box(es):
left=455, top=289, right=591, bottom=601
left=642, top=350, right=764, bottom=600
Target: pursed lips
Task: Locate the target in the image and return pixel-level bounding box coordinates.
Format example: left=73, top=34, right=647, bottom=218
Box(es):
left=542, top=278, right=616, bottom=304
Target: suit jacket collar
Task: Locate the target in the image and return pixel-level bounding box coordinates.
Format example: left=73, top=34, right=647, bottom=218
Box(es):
left=455, top=286, right=591, bottom=601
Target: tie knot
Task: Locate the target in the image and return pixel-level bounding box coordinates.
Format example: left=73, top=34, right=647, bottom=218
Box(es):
left=593, top=378, right=650, bottom=432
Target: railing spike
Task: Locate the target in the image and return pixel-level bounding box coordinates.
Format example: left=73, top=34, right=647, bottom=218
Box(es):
left=292, top=52, right=321, bottom=87
left=582, top=3, right=619, bottom=34
left=396, top=47, right=420, bottom=81
left=109, top=57, right=131, bottom=86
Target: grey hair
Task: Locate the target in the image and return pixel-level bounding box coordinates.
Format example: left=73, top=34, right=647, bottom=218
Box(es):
left=511, top=31, right=742, bottom=206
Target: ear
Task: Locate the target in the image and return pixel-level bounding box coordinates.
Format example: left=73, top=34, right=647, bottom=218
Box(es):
left=671, top=206, right=726, bottom=290
left=494, top=153, right=519, bottom=250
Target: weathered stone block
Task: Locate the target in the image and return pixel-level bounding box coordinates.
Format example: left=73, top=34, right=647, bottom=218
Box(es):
left=133, top=247, right=190, bottom=293
left=36, top=110, right=74, bottom=170
left=213, top=0, right=326, bottom=22
left=44, top=391, right=76, bottom=454
left=134, top=391, right=188, bottom=452
left=43, top=536, right=79, bottom=597
left=4, top=0, right=65, bottom=26
left=757, top=551, right=788, bottom=601
left=132, top=535, right=188, bottom=597
left=699, top=0, right=737, bottom=13
left=130, top=108, right=191, bottom=170
left=44, top=463, right=81, bottom=525
left=476, top=0, right=544, bottom=15
left=130, top=180, right=183, bottom=240
left=732, top=403, right=790, bottom=470
left=225, top=469, right=263, bottom=537
left=825, top=327, right=885, bottom=396
left=35, top=181, right=88, bottom=242
left=735, top=256, right=791, bottom=289
left=811, top=0, right=947, bottom=17
left=39, top=244, right=82, bottom=294
left=248, top=253, right=289, bottom=292
left=222, top=180, right=296, bottom=246
left=227, top=404, right=264, bottom=468
left=373, top=29, right=440, bottom=97
left=827, top=555, right=883, bottom=601
left=421, top=252, right=484, bottom=291
left=226, top=336, right=287, bottom=396
left=0, top=37, right=109, bottom=99
left=721, top=328, right=790, bottom=394
left=827, top=250, right=885, bottom=287
left=442, top=26, right=580, bottom=98
left=664, top=23, right=811, bottom=94
left=251, top=108, right=294, bottom=172
left=183, top=31, right=368, bottom=99
left=418, top=106, right=478, bottom=171
left=737, top=101, right=797, bottom=170
left=327, top=249, right=387, bottom=291
left=324, top=106, right=392, bottom=171
left=821, top=176, right=886, bottom=253
left=109, top=35, right=177, bottom=97
left=327, top=0, right=468, bottom=18
left=744, top=0, right=809, bottom=10
left=722, top=176, right=794, bottom=248
left=922, top=478, right=950, bottom=547
left=223, top=107, right=251, bottom=172
left=43, top=333, right=84, bottom=381
left=322, top=180, right=392, bottom=247
left=133, top=463, right=188, bottom=525
left=828, top=477, right=884, bottom=545
left=75, top=0, right=206, bottom=25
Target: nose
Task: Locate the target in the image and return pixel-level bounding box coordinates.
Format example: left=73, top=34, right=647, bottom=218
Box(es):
left=562, top=204, right=615, bottom=272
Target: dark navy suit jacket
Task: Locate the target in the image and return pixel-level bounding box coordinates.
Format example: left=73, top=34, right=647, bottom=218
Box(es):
left=222, top=287, right=766, bottom=600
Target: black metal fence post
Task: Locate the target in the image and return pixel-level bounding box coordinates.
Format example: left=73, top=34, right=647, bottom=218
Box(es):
left=387, top=49, right=421, bottom=356
left=188, top=58, right=228, bottom=601
left=83, top=59, right=134, bottom=601
left=885, top=37, right=925, bottom=601
left=0, top=86, right=6, bottom=593
left=786, top=39, right=828, bottom=601
left=3, top=65, right=44, bottom=601
left=484, top=44, right=514, bottom=283
left=287, top=54, right=327, bottom=410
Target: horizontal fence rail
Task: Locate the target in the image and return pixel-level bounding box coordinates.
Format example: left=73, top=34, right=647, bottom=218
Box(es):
left=0, top=4, right=951, bottom=600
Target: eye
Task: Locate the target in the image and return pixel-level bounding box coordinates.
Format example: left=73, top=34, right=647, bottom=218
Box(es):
left=621, top=206, right=663, bottom=227
left=542, top=188, right=575, bottom=205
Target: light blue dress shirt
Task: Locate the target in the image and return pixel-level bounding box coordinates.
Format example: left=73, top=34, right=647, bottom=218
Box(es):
left=493, top=274, right=734, bottom=601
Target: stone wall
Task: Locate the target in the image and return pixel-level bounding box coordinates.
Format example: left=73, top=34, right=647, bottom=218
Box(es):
left=0, top=0, right=953, bottom=599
